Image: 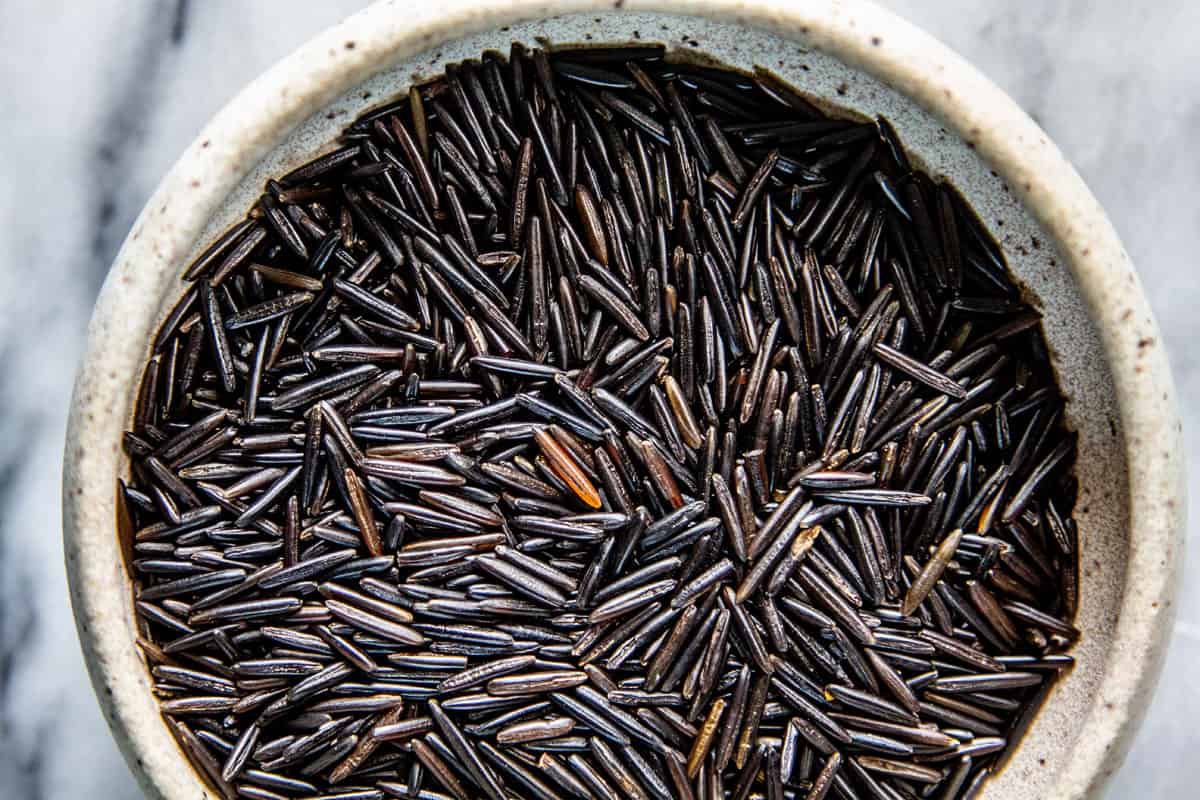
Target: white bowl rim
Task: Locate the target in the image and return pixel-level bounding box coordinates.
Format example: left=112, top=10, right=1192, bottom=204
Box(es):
left=62, top=1, right=1184, bottom=799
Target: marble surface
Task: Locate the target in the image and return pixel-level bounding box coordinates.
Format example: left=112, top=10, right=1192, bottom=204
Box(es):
left=0, top=1, right=1194, bottom=796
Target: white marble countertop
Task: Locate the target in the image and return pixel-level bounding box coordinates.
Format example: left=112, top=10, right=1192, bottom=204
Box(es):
left=0, top=1, right=1194, bottom=796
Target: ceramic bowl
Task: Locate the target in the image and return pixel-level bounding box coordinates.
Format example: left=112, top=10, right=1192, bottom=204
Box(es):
left=63, top=1, right=1184, bottom=798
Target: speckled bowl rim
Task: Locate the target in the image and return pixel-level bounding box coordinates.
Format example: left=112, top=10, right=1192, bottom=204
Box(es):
left=63, top=1, right=1183, bottom=798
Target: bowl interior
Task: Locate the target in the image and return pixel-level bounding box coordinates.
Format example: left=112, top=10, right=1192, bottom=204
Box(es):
left=76, top=7, right=1132, bottom=800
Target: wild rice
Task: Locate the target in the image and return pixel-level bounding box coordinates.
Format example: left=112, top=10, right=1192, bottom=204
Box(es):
left=126, top=41, right=1078, bottom=800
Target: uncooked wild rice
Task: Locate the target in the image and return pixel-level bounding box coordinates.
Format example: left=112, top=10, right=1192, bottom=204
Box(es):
left=123, top=42, right=1079, bottom=800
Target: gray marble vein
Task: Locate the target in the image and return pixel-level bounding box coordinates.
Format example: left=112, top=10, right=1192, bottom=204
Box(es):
left=0, top=1, right=1194, bottom=797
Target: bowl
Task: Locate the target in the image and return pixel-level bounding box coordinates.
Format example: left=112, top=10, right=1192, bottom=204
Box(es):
left=62, top=1, right=1184, bottom=798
